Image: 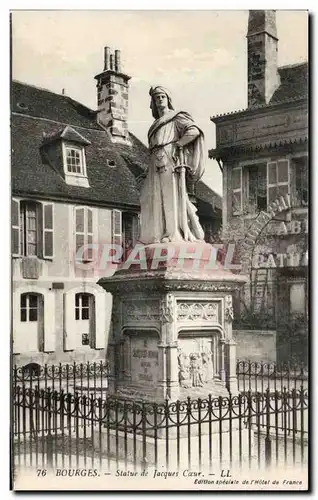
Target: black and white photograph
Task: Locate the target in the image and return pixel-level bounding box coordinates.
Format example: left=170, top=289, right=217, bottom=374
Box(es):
left=10, top=9, right=309, bottom=491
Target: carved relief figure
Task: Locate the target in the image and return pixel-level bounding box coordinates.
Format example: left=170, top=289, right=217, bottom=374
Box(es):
left=139, top=86, right=205, bottom=244
left=225, top=295, right=234, bottom=322
left=201, top=351, right=214, bottom=383
left=178, top=349, right=191, bottom=388
left=189, top=353, right=204, bottom=387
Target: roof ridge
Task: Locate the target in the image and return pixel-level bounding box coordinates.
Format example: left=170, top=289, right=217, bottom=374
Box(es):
left=278, top=61, right=308, bottom=70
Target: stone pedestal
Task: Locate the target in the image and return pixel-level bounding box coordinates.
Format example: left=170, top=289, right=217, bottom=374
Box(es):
left=98, top=242, right=247, bottom=403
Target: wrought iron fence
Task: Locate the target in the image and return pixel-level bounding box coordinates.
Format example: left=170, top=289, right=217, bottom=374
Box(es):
left=12, top=385, right=308, bottom=473
left=13, top=360, right=308, bottom=398
left=237, top=360, right=308, bottom=394
left=13, top=361, right=109, bottom=400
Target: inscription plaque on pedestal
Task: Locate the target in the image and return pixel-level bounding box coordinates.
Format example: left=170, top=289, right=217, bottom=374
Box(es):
left=129, top=334, right=160, bottom=387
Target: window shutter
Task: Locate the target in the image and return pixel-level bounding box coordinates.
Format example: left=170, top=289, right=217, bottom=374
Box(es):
left=132, top=214, right=140, bottom=246
left=267, top=162, right=278, bottom=206
left=63, top=293, right=77, bottom=351
left=231, top=167, right=242, bottom=215
left=112, top=209, right=122, bottom=263
left=12, top=199, right=20, bottom=256
left=75, top=207, right=85, bottom=259
left=12, top=290, right=23, bottom=354
left=94, top=292, right=110, bottom=349
left=87, top=208, right=94, bottom=261
left=43, top=203, right=54, bottom=258
left=43, top=291, right=55, bottom=352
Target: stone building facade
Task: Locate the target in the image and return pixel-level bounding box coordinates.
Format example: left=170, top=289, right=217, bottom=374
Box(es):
left=11, top=47, right=221, bottom=368
left=209, top=11, right=308, bottom=363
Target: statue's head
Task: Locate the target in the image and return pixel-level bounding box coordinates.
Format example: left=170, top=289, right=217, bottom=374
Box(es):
left=149, top=86, right=174, bottom=119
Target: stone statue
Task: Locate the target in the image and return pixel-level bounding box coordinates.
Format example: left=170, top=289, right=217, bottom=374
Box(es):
left=140, top=86, right=206, bottom=245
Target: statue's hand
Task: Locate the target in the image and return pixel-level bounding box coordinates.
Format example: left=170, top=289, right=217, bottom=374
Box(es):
left=172, top=142, right=183, bottom=164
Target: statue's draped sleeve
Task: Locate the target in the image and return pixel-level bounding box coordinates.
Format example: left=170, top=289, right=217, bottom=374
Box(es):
left=174, top=112, right=206, bottom=182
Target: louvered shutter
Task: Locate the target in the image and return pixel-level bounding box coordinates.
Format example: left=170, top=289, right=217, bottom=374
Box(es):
left=12, top=199, right=20, bottom=256
left=63, top=293, right=77, bottom=351
left=43, top=203, right=54, bottom=258
left=44, top=291, right=55, bottom=352
left=112, top=209, right=122, bottom=263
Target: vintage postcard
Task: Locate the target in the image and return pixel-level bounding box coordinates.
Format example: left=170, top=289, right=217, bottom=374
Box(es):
left=10, top=9, right=309, bottom=491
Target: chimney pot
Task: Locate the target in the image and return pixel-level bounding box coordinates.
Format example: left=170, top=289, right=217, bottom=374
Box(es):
left=104, top=46, right=111, bottom=70
left=110, top=54, right=115, bottom=71
left=115, top=49, right=121, bottom=72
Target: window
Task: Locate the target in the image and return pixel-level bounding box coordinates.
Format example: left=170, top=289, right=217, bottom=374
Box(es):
left=62, top=142, right=89, bottom=187
left=122, top=212, right=140, bottom=258
left=12, top=200, right=54, bottom=259
left=75, top=207, right=94, bottom=262
left=65, top=146, right=84, bottom=175
left=267, top=159, right=290, bottom=205
left=75, top=293, right=91, bottom=320
left=295, top=157, right=308, bottom=207
left=20, top=202, right=38, bottom=257
left=20, top=293, right=38, bottom=322
left=248, top=164, right=267, bottom=212
left=231, top=167, right=242, bottom=215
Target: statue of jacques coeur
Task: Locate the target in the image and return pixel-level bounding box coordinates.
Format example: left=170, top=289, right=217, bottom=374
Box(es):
left=139, top=86, right=206, bottom=245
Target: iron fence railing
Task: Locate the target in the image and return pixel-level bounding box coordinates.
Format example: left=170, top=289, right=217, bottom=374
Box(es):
left=12, top=385, right=308, bottom=472
left=13, top=361, right=109, bottom=400
left=236, top=360, right=308, bottom=394
left=13, top=360, right=308, bottom=398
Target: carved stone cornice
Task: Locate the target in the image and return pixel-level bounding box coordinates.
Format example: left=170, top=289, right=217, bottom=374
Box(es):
left=99, top=276, right=246, bottom=295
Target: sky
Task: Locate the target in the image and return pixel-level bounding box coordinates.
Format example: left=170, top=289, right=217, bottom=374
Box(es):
left=11, top=10, right=308, bottom=195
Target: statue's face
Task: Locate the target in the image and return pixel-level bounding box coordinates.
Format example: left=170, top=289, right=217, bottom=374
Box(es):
left=154, top=92, right=168, bottom=111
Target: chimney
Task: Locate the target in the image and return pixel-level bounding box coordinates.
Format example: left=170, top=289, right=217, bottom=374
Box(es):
left=94, top=47, right=131, bottom=144
left=247, top=10, right=280, bottom=107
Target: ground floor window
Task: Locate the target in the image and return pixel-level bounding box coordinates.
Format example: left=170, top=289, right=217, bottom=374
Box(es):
left=75, top=292, right=91, bottom=320
left=74, top=292, right=95, bottom=346
left=20, top=293, right=39, bottom=322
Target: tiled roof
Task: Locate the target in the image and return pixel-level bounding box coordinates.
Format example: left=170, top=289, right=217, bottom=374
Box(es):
left=12, top=80, right=100, bottom=129
left=195, top=181, right=222, bottom=212
left=270, top=62, right=308, bottom=104
left=211, top=62, right=308, bottom=121
left=11, top=81, right=221, bottom=215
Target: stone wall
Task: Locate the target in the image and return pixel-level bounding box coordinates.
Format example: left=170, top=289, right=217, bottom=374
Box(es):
left=233, top=329, right=276, bottom=363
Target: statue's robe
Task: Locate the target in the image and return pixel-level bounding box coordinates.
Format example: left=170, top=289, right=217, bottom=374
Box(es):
left=140, top=110, right=206, bottom=244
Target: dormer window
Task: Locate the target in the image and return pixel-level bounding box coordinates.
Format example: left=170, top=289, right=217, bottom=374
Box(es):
left=41, top=126, right=91, bottom=189
left=62, top=140, right=89, bottom=188
left=65, top=145, right=85, bottom=175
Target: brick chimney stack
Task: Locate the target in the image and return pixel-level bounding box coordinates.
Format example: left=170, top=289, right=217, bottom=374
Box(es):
left=247, top=10, right=280, bottom=107
left=95, top=47, right=131, bottom=144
